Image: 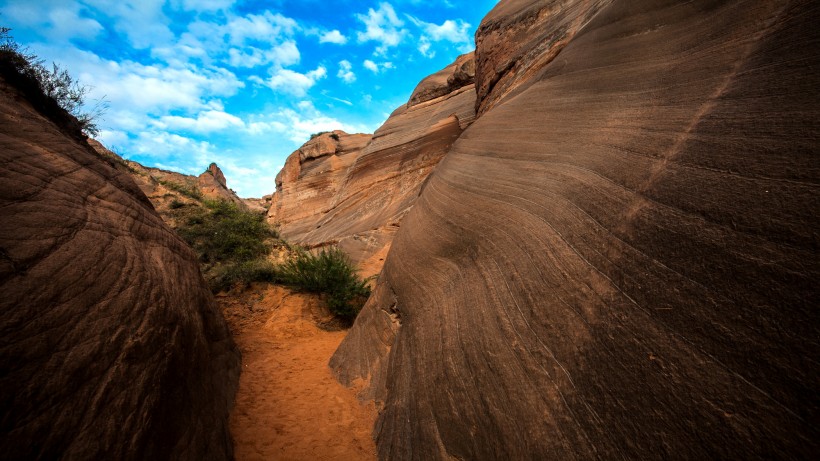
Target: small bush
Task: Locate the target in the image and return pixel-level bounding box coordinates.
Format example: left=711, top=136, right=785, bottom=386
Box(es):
left=209, top=258, right=278, bottom=293
left=169, top=199, right=185, bottom=209
left=175, top=199, right=277, bottom=264
left=275, top=247, right=371, bottom=322
left=155, top=178, right=203, bottom=200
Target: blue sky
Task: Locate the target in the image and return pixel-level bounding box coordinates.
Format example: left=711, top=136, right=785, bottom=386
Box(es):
left=0, top=0, right=497, bottom=197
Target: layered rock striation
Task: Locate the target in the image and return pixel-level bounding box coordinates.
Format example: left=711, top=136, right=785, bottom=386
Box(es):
left=0, top=77, right=240, bottom=459
left=269, top=53, right=476, bottom=276
left=332, top=1, right=820, bottom=459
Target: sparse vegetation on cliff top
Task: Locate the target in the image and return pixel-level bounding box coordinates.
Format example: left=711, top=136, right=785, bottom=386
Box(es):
left=0, top=27, right=103, bottom=137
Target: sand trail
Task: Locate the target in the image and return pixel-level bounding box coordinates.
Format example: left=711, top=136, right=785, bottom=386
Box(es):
left=219, top=285, right=377, bottom=461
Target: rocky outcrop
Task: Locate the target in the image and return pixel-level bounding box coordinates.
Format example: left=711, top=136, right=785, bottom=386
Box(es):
left=268, top=130, right=373, bottom=241
left=243, top=194, right=272, bottom=214
left=332, top=1, right=820, bottom=459
left=198, top=162, right=243, bottom=205
left=270, top=54, right=476, bottom=276
left=0, top=77, right=240, bottom=459
left=89, top=141, right=247, bottom=227
left=407, top=52, right=475, bottom=108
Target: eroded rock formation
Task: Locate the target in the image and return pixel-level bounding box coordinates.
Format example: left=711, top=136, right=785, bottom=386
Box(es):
left=268, top=130, right=373, bottom=241
left=332, top=0, right=820, bottom=459
left=89, top=140, right=247, bottom=227
left=269, top=54, right=476, bottom=276
left=0, top=77, right=240, bottom=459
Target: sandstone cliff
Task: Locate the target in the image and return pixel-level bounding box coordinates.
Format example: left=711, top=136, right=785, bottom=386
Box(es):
left=269, top=53, right=476, bottom=276
left=0, top=77, right=240, bottom=459
left=331, top=1, right=820, bottom=459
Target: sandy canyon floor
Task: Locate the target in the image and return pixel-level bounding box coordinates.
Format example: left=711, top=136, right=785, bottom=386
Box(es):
left=218, top=285, right=377, bottom=460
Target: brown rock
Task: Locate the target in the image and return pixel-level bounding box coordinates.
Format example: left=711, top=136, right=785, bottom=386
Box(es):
left=268, top=130, right=372, bottom=244
left=407, top=52, right=475, bottom=108
left=270, top=56, right=477, bottom=277
left=0, top=77, right=240, bottom=459
left=332, top=0, right=820, bottom=459
left=197, top=162, right=244, bottom=206
left=243, top=194, right=272, bottom=214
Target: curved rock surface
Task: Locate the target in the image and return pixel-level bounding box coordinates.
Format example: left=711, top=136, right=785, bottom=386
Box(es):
left=270, top=55, right=476, bottom=276
left=332, top=0, right=820, bottom=459
left=0, top=77, right=240, bottom=459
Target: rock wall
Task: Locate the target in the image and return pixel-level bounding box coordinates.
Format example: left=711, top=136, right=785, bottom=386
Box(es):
left=270, top=54, right=476, bottom=276
left=0, top=77, right=241, bottom=459
left=332, top=0, right=820, bottom=459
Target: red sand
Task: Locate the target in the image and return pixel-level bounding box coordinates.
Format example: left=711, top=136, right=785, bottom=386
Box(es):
left=219, top=285, right=377, bottom=460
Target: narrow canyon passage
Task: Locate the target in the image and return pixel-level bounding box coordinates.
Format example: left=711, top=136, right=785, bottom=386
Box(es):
left=218, top=285, right=377, bottom=460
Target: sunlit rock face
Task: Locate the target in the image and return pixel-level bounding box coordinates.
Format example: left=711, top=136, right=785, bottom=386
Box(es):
left=269, top=53, right=477, bottom=276
left=0, top=77, right=241, bottom=460
left=331, top=0, right=820, bottom=459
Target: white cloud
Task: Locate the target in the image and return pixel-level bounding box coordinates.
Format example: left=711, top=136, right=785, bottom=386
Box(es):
left=337, top=60, right=356, bottom=83
left=174, top=0, right=237, bottom=12
left=356, top=2, right=409, bottom=55
left=363, top=60, right=379, bottom=73
left=415, top=18, right=471, bottom=43
left=83, top=0, right=174, bottom=49
left=319, top=30, right=348, bottom=45
left=97, top=129, right=130, bottom=148
left=154, top=110, right=245, bottom=133
left=363, top=59, right=394, bottom=74
left=131, top=131, right=213, bottom=160
left=25, top=43, right=245, bottom=142
left=408, top=17, right=473, bottom=57
left=225, top=11, right=299, bottom=45
left=227, top=40, right=300, bottom=68
left=91, top=63, right=243, bottom=116
left=325, top=95, right=354, bottom=106
left=418, top=38, right=435, bottom=58
left=3, top=2, right=104, bottom=41
left=154, top=11, right=303, bottom=69
left=246, top=101, right=371, bottom=143
left=255, top=66, right=327, bottom=97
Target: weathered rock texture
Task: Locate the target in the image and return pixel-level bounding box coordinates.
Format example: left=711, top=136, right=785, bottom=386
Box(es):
left=332, top=0, right=820, bottom=459
left=268, top=130, right=373, bottom=240
left=0, top=77, right=240, bottom=459
left=270, top=54, right=476, bottom=276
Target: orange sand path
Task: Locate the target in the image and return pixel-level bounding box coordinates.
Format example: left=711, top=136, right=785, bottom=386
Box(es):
left=219, top=285, right=377, bottom=461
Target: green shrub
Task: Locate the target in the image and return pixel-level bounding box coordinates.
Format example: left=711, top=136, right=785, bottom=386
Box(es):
left=169, top=199, right=185, bottom=209
left=155, top=178, right=203, bottom=200
left=171, top=200, right=369, bottom=322
left=275, top=247, right=371, bottom=322
left=175, top=199, right=276, bottom=264
left=208, top=258, right=278, bottom=293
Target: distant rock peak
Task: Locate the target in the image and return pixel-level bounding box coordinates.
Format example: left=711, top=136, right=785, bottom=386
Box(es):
left=204, top=162, right=227, bottom=188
